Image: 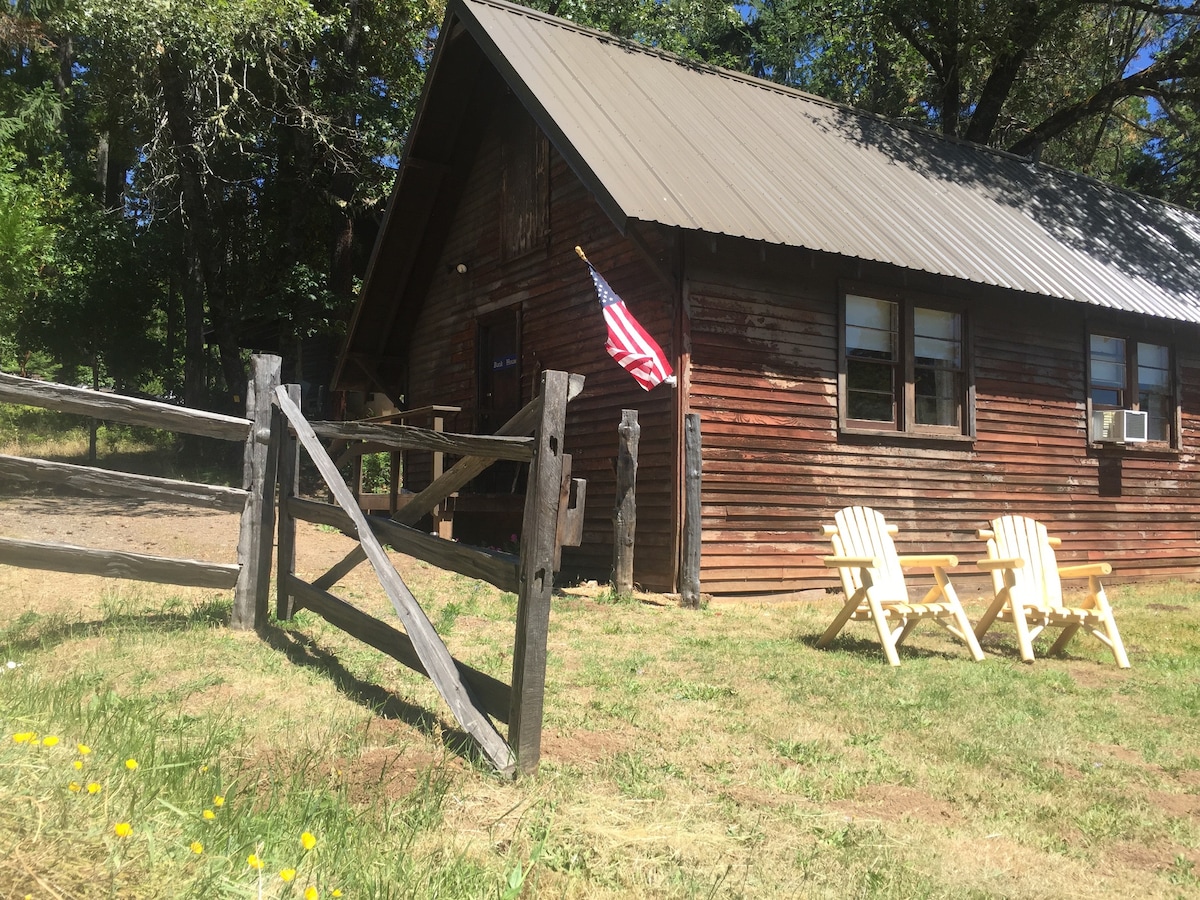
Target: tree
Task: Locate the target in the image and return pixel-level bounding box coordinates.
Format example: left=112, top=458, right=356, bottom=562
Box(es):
left=742, top=2, right=1200, bottom=190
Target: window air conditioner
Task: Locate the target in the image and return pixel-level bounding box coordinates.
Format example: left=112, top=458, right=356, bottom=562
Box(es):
left=1091, top=409, right=1148, bottom=443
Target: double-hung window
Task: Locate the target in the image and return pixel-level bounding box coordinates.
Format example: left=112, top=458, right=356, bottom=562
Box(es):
left=1088, top=334, right=1174, bottom=445
left=842, top=292, right=970, bottom=436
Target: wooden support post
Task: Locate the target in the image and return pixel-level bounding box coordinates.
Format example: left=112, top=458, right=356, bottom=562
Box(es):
left=680, top=413, right=702, bottom=609
left=509, top=370, right=569, bottom=775
left=613, top=409, right=639, bottom=596
left=233, top=354, right=282, bottom=631
left=275, top=384, right=301, bottom=621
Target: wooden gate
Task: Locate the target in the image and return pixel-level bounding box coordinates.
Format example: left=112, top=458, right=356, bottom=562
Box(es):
left=269, top=370, right=586, bottom=777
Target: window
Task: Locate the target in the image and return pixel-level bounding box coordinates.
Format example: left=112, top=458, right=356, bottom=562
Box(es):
left=1089, top=334, right=1174, bottom=444
left=842, top=293, right=969, bottom=436
left=500, top=98, right=549, bottom=262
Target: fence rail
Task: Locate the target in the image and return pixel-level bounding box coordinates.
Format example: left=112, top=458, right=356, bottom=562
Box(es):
left=0, top=357, right=587, bottom=777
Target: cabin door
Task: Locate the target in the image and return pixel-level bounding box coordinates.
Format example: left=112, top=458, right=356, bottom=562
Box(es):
left=475, top=308, right=522, bottom=493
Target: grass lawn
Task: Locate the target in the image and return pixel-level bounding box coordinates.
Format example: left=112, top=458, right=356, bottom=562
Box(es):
left=1, top=532, right=1198, bottom=898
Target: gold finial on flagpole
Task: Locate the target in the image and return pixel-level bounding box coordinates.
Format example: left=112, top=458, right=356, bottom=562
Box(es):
left=574, top=245, right=590, bottom=264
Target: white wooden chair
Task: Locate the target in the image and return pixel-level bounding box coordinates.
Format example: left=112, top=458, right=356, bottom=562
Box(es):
left=975, top=515, right=1130, bottom=667
left=818, top=506, right=985, bottom=666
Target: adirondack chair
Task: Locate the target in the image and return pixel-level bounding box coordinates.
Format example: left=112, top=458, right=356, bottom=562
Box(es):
left=975, top=515, right=1130, bottom=668
left=818, top=506, right=985, bottom=666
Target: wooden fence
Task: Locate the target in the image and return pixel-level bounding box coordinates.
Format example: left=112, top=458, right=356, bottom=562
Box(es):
left=0, top=356, right=586, bottom=777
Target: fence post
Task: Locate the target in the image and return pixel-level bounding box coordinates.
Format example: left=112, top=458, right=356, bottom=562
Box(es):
left=613, top=409, right=639, bottom=596
left=233, top=354, right=282, bottom=631
left=680, top=413, right=702, bottom=608
left=275, top=383, right=301, bottom=621
left=509, top=370, right=569, bottom=775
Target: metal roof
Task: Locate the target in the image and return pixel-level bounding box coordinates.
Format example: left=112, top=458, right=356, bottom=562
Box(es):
left=456, top=0, right=1200, bottom=325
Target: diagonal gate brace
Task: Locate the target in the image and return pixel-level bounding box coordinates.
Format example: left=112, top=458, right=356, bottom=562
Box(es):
left=273, top=386, right=516, bottom=776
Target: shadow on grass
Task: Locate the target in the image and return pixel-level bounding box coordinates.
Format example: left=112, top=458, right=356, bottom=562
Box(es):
left=794, top=630, right=988, bottom=664
left=261, top=624, right=486, bottom=770
left=0, top=602, right=488, bottom=769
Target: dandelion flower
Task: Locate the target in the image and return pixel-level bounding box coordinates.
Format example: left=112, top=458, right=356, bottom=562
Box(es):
left=12, top=732, right=34, bottom=744
left=114, top=822, right=132, bottom=838
left=77, top=743, right=91, bottom=755
left=125, top=758, right=138, bottom=771
left=73, top=759, right=83, bottom=770
left=87, top=782, right=102, bottom=794
left=30, top=738, right=40, bottom=746
left=332, top=891, right=343, bottom=898
left=42, top=735, right=59, bottom=747
left=198, top=764, right=208, bottom=773
left=190, top=841, right=204, bottom=855
left=213, top=795, right=225, bottom=807
left=304, top=888, right=319, bottom=900
left=247, top=853, right=264, bottom=870
left=202, top=809, right=215, bottom=820
left=301, top=831, right=317, bottom=850
left=68, top=782, right=81, bottom=792
left=279, top=868, right=296, bottom=882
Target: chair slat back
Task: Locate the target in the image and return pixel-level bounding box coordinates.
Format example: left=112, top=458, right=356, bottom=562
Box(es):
left=989, top=515, right=1063, bottom=610
left=832, top=506, right=907, bottom=602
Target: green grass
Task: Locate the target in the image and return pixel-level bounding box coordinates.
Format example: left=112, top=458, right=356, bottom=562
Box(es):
left=2, top=576, right=1199, bottom=898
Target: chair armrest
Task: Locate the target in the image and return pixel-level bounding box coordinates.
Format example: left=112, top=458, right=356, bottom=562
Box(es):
left=976, top=557, right=1025, bottom=571
left=823, top=555, right=879, bottom=568
left=1058, top=562, right=1112, bottom=579
left=897, top=554, right=958, bottom=568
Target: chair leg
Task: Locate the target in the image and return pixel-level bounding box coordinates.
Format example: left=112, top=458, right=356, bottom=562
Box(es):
left=1009, top=596, right=1038, bottom=664
left=1090, top=576, right=1131, bottom=668
left=867, top=595, right=902, bottom=666
left=974, top=588, right=1008, bottom=641
left=817, top=588, right=866, bottom=649
left=1048, top=622, right=1081, bottom=657
left=936, top=571, right=985, bottom=661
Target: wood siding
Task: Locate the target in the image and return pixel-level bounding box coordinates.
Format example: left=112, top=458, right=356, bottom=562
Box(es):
left=395, top=101, right=679, bottom=590
left=684, top=236, right=1200, bottom=596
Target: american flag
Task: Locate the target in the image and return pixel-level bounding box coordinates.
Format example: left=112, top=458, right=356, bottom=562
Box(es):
left=584, top=261, right=674, bottom=391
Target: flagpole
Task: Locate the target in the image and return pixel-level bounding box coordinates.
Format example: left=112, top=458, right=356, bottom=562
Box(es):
left=574, top=245, right=590, bottom=265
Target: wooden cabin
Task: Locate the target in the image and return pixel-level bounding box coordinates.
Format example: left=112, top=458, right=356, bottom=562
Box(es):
left=333, top=0, right=1200, bottom=597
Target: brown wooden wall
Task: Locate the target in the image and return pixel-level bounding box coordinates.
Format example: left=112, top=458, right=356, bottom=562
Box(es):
left=396, top=100, right=680, bottom=590
left=684, top=234, right=1200, bottom=596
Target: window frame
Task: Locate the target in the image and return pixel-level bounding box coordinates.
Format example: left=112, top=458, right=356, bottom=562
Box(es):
left=838, top=286, right=975, bottom=441
left=1086, top=328, right=1180, bottom=449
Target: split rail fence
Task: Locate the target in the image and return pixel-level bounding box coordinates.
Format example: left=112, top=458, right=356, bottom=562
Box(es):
left=0, top=355, right=586, bottom=777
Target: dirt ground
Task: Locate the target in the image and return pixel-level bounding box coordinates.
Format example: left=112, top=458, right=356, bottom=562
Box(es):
left=0, top=490, right=387, bottom=621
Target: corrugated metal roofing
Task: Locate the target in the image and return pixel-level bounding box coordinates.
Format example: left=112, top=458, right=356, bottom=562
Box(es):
left=457, top=0, right=1200, bottom=325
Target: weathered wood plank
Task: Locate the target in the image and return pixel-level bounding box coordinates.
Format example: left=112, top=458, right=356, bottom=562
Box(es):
left=307, top=421, right=534, bottom=462
left=613, top=409, right=639, bottom=596
left=510, top=370, right=569, bottom=774
left=273, top=386, right=517, bottom=776
left=0, top=372, right=251, bottom=441
left=232, top=355, right=281, bottom=632
left=284, top=574, right=511, bottom=724
left=287, top=497, right=520, bottom=593
left=0, top=536, right=239, bottom=589
left=275, top=384, right=301, bottom=621
left=0, top=454, right=248, bottom=512
left=680, top=413, right=702, bottom=608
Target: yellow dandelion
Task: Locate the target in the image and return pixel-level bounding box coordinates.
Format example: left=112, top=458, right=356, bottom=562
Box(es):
left=304, top=888, right=319, bottom=900
left=77, top=743, right=91, bottom=755
left=279, top=868, right=296, bottom=883
left=190, top=841, right=204, bottom=855
left=125, top=758, right=138, bottom=771
left=301, top=831, right=317, bottom=850
left=87, top=782, right=102, bottom=794
left=198, top=764, right=208, bottom=773
left=12, top=732, right=34, bottom=744
left=202, top=809, right=215, bottom=820
left=73, top=759, right=83, bottom=770
left=332, top=891, right=343, bottom=898
left=114, top=822, right=132, bottom=838
left=42, top=735, right=59, bottom=747
left=247, top=853, right=264, bottom=870
left=30, top=738, right=40, bottom=746
left=68, top=782, right=81, bottom=792
left=213, top=795, right=225, bottom=807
